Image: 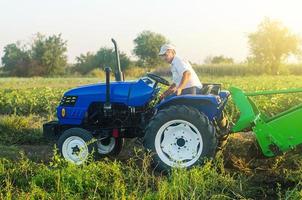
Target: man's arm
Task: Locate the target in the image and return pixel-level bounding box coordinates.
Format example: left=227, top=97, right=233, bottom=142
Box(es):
left=175, top=70, right=191, bottom=95
left=160, top=83, right=176, bottom=99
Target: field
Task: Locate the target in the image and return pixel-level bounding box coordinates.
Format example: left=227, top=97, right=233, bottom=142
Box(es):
left=1, top=76, right=302, bottom=199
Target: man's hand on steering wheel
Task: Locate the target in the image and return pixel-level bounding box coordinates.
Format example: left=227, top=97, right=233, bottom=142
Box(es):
left=159, top=83, right=176, bottom=100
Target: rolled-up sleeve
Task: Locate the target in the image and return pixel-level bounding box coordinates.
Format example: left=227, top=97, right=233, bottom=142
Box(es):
left=175, top=59, right=190, bottom=75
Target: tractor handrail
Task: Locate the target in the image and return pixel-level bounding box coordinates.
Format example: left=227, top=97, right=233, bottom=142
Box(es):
left=267, top=102, right=302, bottom=122
left=245, top=88, right=302, bottom=96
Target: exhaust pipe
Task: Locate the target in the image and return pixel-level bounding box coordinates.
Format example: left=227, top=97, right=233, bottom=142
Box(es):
left=111, top=38, right=123, bottom=81
left=103, top=66, right=112, bottom=114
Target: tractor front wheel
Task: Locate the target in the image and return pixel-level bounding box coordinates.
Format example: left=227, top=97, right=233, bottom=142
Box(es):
left=58, top=128, right=98, bottom=165
left=58, top=128, right=124, bottom=165
left=143, top=105, right=217, bottom=171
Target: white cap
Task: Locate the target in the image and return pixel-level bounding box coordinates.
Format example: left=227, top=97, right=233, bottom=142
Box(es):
left=158, top=44, right=176, bottom=56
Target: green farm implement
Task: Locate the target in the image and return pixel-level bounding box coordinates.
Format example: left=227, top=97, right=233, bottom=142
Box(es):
left=230, top=87, right=302, bottom=157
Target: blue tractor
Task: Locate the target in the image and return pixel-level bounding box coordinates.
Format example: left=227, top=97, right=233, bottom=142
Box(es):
left=43, top=39, right=230, bottom=171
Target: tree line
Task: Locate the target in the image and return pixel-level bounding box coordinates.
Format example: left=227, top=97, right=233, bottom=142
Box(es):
left=1, top=30, right=169, bottom=77
left=1, top=18, right=301, bottom=77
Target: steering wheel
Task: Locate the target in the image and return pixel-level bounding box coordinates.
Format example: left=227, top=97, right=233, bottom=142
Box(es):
left=147, top=73, right=170, bottom=86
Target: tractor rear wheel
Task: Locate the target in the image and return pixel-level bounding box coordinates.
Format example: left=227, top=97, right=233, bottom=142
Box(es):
left=143, top=105, right=217, bottom=171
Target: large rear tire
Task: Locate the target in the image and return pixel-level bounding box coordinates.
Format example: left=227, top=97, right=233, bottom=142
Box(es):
left=143, top=105, right=217, bottom=171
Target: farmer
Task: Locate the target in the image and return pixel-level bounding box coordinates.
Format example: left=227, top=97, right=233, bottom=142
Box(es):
left=158, top=44, right=202, bottom=99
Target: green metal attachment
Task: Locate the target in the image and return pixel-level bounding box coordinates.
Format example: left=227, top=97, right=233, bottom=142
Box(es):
left=230, top=86, right=302, bottom=157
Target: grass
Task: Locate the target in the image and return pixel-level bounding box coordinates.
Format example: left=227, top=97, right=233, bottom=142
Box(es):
left=0, top=145, right=20, bottom=160
left=154, top=64, right=302, bottom=77
left=0, top=77, right=100, bottom=89
left=0, top=151, right=249, bottom=199
left=0, top=115, right=45, bottom=145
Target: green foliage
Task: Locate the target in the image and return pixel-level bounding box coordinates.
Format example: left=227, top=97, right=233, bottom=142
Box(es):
left=124, top=66, right=148, bottom=78
left=133, top=30, right=168, bottom=67
left=193, top=64, right=253, bottom=76
left=31, top=33, right=68, bottom=76
left=189, top=63, right=302, bottom=76
left=0, top=115, right=43, bottom=145
left=74, top=47, right=131, bottom=74
left=158, top=156, right=246, bottom=199
left=248, top=18, right=301, bottom=75
left=87, top=68, right=106, bottom=79
left=0, top=77, right=99, bottom=89
left=1, top=43, right=31, bottom=76
left=0, top=87, right=64, bottom=116
left=0, top=152, right=248, bottom=199
left=204, top=55, right=234, bottom=64
left=1, top=33, right=68, bottom=77
left=286, top=64, right=302, bottom=75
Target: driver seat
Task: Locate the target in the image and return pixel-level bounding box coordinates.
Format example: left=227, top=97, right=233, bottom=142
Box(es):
left=200, top=83, right=221, bottom=95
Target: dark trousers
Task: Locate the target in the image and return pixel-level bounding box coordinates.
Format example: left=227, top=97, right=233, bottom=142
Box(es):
left=181, top=86, right=202, bottom=95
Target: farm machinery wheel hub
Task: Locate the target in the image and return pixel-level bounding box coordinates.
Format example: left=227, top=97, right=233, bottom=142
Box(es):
left=97, top=137, right=116, bottom=154
left=62, top=136, right=89, bottom=165
left=155, top=120, right=203, bottom=167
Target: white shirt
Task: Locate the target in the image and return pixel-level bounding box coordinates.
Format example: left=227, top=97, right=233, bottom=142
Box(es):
left=171, top=56, right=202, bottom=89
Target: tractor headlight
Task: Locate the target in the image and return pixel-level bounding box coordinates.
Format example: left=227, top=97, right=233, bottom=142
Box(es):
left=61, top=108, right=66, bottom=117
left=60, top=96, right=78, bottom=107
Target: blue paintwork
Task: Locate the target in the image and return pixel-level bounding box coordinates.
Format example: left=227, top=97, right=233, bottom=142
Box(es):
left=156, top=90, right=230, bottom=121
left=218, top=90, right=230, bottom=113
left=219, top=90, right=230, bottom=99
left=57, top=77, right=230, bottom=126
left=57, top=79, right=157, bottom=125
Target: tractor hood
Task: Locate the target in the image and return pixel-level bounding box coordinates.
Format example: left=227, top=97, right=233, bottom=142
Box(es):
left=63, top=79, right=155, bottom=107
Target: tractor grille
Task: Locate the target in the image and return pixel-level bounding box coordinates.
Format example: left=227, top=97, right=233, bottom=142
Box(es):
left=60, top=96, right=78, bottom=107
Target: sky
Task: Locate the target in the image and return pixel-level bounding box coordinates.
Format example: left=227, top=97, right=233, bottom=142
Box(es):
left=0, top=0, right=301, bottom=64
